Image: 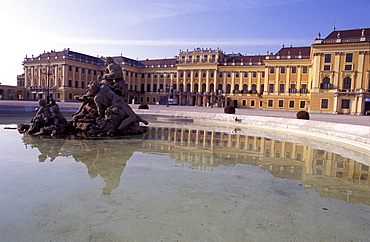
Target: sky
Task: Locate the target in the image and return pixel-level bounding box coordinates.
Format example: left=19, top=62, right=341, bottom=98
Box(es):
left=0, top=0, right=369, bottom=85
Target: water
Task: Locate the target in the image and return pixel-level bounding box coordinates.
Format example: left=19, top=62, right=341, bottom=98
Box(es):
left=1, top=118, right=370, bottom=241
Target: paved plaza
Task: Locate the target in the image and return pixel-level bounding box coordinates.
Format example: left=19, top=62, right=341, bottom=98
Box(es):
left=0, top=100, right=369, bottom=126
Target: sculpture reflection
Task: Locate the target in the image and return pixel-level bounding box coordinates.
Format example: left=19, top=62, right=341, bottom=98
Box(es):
left=22, top=135, right=140, bottom=195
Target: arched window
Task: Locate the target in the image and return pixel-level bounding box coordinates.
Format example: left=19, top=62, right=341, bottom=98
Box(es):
left=218, top=84, right=223, bottom=93
left=179, top=83, right=184, bottom=92
left=141, top=83, right=145, bottom=92
left=153, top=83, right=157, bottom=92
left=260, top=84, right=264, bottom=94
left=226, top=84, right=231, bottom=94
left=210, top=83, right=214, bottom=92
left=172, top=83, right=177, bottom=91
left=234, top=84, right=239, bottom=94
left=343, top=77, right=351, bottom=90
left=321, top=77, right=331, bottom=89
left=242, top=84, right=248, bottom=94
left=186, top=83, right=191, bottom=92
left=194, top=83, right=199, bottom=92
left=147, top=83, right=151, bottom=92
left=202, top=83, right=206, bottom=92
left=159, top=83, right=164, bottom=90
left=251, top=84, right=257, bottom=94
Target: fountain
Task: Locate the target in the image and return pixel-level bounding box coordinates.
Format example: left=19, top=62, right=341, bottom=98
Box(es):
left=17, top=57, right=148, bottom=137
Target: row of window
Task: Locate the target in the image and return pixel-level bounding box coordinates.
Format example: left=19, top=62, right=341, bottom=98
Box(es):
left=129, top=83, right=308, bottom=94
left=323, top=64, right=353, bottom=71
left=68, top=65, right=102, bottom=76
left=321, top=98, right=350, bottom=109
left=269, top=66, right=308, bottom=74
left=321, top=77, right=353, bottom=90
left=240, top=99, right=307, bottom=109
left=324, top=53, right=353, bottom=63
left=180, top=55, right=218, bottom=63
left=125, top=67, right=309, bottom=80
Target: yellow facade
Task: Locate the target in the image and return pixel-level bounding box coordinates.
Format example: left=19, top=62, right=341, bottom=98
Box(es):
left=20, top=28, right=370, bottom=115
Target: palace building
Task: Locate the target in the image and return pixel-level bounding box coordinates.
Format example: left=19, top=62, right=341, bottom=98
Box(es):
left=17, top=27, right=370, bottom=115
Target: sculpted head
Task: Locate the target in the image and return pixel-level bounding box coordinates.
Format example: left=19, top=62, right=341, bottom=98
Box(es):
left=105, top=57, right=114, bottom=65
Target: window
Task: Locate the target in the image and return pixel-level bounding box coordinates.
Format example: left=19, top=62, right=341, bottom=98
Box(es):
left=302, top=66, right=308, bottom=73
left=324, top=65, right=331, bottom=71
left=252, top=72, right=257, bottom=77
left=278, top=100, right=284, bottom=107
left=289, top=100, right=294, bottom=108
left=75, top=67, right=79, bottom=72
left=227, top=72, right=231, bottom=78
left=219, top=72, right=223, bottom=78
left=57, top=93, right=61, bottom=99
left=204, top=55, right=208, bottom=62
left=147, top=83, right=151, bottom=92
left=69, top=66, right=72, bottom=72
left=345, top=53, right=353, bottom=62
left=82, top=68, right=85, bottom=74
left=195, top=71, right=198, bottom=78
left=300, top=101, right=305, bottom=108
left=324, top=54, right=331, bottom=63
left=291, top=66, right=297, bottom=74
left=345, top=65, right=352, bottom=70
left=244, top=72, right=248, bottom=77
left=187, top=71, right=191, bottom=78
left=68, top=80, right=72, bottom=87
left=289, top=84, right=296, bottom=93
left=341, top=99, right=350, bottom=109
left=181, top=56, right=185, bottom=62
left=210, top=71, right=214, bottom=78
left=211, top=55, right=216, bottom=62
left=202, top=71, right=207, bottom=78
left=321, top=99, right=329, bottom=109
left=188, top=56, right=192, bottom=62
left=81, top=81, right=85, bottom=89
left=270, top=67, right=275, bottom=74
left=235, top=72, right=239, bottom=78
left=269, top=84, right=274, bottom=93
left=242, top=100, right=246, bottom=106
left=343, top=77, right=351, bottom=90
left=301, top=84, right=308, bottom=93
left=321, top=77, right=332, bottom=89
left=280, top=66, right=286, bottom=74
left=251, top=100, right=255, bottom=106
left=196, top=56, right=200, bottom=62
left=279, top=84, right=285, bottom=93
left=268, top=100, right=273, bottom=107
left=75, top=81, right=78, bottom=88
left=68, top=93, right=73, bottom=99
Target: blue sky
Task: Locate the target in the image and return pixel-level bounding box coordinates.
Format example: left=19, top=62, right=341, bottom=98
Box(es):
left=0, top=0, right=369, bottom=85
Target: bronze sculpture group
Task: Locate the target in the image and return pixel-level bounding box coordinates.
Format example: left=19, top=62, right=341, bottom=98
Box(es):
left=18, top=57, right=148, bottom=137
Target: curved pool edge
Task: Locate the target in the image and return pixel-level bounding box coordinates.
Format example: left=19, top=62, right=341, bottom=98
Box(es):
left=135, top=109, right=370, bottom=151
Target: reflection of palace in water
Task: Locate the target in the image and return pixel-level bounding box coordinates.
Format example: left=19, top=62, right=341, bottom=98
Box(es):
left=22, top=125, right=370, bottom=204
left=142, top=126, right=370, bottom=205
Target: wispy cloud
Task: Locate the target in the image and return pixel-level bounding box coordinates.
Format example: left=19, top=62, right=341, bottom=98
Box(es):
left=121, top=0, right=305, bottom=23
left=53, top=37, right=311, bottom=47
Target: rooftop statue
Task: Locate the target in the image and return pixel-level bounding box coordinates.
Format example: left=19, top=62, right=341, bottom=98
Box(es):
left=18, top=57, right=148, bottom=137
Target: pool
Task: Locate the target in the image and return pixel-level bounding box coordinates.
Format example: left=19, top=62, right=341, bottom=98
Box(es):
left=1, top=118, right=370, bottom=241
